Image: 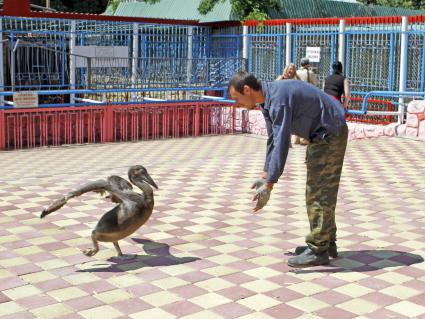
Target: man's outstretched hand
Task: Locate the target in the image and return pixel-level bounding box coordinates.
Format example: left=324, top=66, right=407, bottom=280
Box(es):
left=251, top=179, right=272, bottom=212
left=251, top=178, right=266, bottom=190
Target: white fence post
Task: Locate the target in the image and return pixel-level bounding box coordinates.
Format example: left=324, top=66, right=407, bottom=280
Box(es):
left=131, top=22, right=139, bottom=101
left=186, top=26, right=194, bottom=84
left=242, top=25, right=248, bottom=68
left=185, top=26, right=194, bottom=99
left=338, top=19, right=345, bottom=65
left=398, top=16, right=408, bottom=124
left=70, top=20, right=76, bottom=104
left=285, top=22, right=292, bottom=66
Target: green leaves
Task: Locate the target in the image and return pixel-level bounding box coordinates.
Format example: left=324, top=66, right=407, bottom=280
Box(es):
left=198, top=0, right=219, bottom=14
left=108, top=0, right=121, bottom=14
left=357, top=0, right=425, bottom=10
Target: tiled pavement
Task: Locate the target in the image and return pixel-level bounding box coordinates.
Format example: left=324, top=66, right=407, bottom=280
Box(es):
left=0, top=134, right=424, bottom=319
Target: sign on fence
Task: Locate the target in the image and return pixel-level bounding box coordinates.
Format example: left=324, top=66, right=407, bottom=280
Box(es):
left=74, top=46, right=129, bottom=68
left=13, top=91, right=38, bottom=108
left=306, top=47, right=321, bottom=63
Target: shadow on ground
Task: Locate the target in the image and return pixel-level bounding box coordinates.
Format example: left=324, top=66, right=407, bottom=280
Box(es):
left=286, top=249, right=424, bottom=274
left=77, top=238, right=199, bottom=272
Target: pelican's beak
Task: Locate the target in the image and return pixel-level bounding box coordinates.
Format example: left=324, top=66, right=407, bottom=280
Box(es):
left=142, top=172, right=158, bottom=189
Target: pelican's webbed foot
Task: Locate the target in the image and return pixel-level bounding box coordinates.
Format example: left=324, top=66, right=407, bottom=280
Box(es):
left=83, top=231, right=100, bottom=257
left=82, top=248, right=99, bottom=257
left=112, top=241, right=135, bottom=259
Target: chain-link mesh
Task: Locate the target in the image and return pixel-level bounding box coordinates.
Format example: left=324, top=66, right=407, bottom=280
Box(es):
left=406, top=32, right=423, bottom=91
left=210, top=35, right=241, bottom=59
left=249, top=35, right=284, bottom=80
left=346, top=30, right=397, bottom=92
left=293, top=25, right=338, bottom=86
left=407, top=21, right=425, bottom=92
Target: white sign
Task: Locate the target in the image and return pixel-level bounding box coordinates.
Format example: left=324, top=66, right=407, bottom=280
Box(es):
left=95, top=46, right=114, bottom=57
left=74, top=46, right=129, bottom=68
left=306, top=47, right=321, bottom=63
left=13, top=91, right=38, bottom=108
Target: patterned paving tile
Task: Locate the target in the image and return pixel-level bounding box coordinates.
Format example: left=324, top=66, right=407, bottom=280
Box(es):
left=1, top=135, right=425, bottom=319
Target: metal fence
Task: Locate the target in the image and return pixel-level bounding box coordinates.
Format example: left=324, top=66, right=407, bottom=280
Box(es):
left=2, top=15, right=425, bottom=123
left=0, top=17, right=246, bottom=96
left=228, top=17, right=425, bottom=123
left=234, top=19, right=408, bottom=92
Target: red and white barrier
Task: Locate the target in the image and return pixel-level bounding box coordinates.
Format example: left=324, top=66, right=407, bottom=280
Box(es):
left=0, top=102, right=236, bottom=150
left=2, top=100, right=424, bottom=150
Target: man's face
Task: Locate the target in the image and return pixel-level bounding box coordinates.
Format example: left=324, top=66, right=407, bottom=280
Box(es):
left=228, top=85, right=256, bottom=110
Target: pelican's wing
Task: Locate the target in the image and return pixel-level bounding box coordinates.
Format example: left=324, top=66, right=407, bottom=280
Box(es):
left=41, top=179, right=113, bottom=218
left=107, top=175, right=133, bottom=191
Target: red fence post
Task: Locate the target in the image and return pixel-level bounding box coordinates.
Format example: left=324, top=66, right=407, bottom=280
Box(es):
left=194, top=103, right=200, bottom=136
left=104, top=105, right=113, bottom=143
left=0, top=111, right=5, bottom=150
left=231, top=104, right=236, bottom=133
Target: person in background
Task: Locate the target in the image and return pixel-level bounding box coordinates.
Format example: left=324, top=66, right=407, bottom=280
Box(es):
left=228, top=71, right=348, bottom=268
left=294, top=58, right=318, bottom=145
left=296, top=57, right=318, bottom=87
left=276, top=63, right=300, bottom=147
left=323, top=61, right=351, bottom=110
left=276, top=63, right=300, bottom=81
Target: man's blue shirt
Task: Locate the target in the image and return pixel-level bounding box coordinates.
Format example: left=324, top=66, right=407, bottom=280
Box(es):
left=261, top=80, right=346, bottom=183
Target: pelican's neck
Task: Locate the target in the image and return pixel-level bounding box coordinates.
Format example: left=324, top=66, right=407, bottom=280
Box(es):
left=131, top=178, right=154, bottom=202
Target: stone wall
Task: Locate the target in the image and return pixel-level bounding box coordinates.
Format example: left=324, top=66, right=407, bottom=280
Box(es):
left=396, top=100, right=425, bottom=141
left=234, top=99, right=425, bottom=141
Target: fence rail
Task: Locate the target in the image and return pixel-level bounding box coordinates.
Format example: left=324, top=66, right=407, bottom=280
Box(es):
left=0, top=87, right=228, bottom=109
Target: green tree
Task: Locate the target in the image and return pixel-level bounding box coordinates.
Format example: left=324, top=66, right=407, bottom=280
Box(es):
left=357, top=0, right=425, bottom=10
left=198, top=0, right=280, bottom=21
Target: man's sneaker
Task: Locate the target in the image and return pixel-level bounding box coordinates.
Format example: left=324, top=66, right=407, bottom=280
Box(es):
left=288, top=248, right=330, bottom=268
left=294, top=242, right=338, bottom=258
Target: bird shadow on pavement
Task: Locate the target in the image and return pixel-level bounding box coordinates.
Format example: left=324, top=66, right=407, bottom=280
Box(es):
left=285, top=249, right=424, bottom=274
left=77, top=238, right=200, bottom=273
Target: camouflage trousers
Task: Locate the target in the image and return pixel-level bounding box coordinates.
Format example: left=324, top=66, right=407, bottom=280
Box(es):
left=305, top=123, right=348, bottom=253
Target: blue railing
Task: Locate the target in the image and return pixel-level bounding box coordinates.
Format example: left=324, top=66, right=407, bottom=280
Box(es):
left=0, top=87, right=228, bottom=109
left=360, top=90, right=425, bottom=114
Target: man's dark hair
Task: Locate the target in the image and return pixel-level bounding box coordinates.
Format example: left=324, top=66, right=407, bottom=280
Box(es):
left=228, top=71, right=262, bottom=94
left=332, top=61, right=343, bottom=74
left=300, top=57, right=310, bottom=67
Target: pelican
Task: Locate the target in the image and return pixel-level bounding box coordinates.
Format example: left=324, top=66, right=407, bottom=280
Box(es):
left=40, top=165, right=158, bottom=258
